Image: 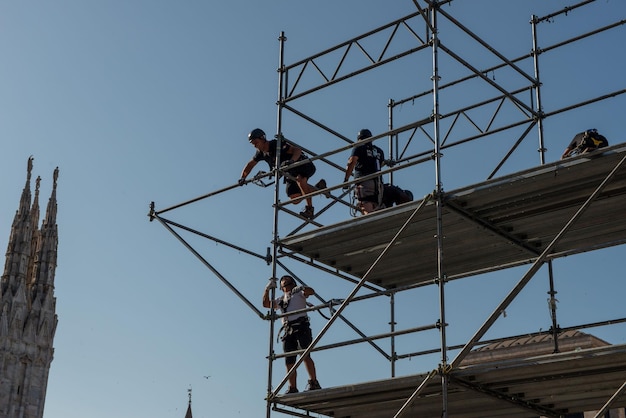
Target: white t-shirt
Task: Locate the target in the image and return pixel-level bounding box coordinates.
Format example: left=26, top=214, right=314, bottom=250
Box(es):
left=275, top=286, right=307, bottom=323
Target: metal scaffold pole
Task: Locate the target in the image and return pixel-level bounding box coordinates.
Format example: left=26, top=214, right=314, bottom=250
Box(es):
left=265, top=30, right=288, bottom=418
left=531, top=14, right=547, bottom=165
left=431, top=2, right=449, bottom=417
left=547, top=261, right=560, bottom=354
left=388, top=98, right=396, bottom=185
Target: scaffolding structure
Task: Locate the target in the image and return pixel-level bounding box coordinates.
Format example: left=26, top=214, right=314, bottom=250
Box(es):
left=149, top=1, right=626, bottom=417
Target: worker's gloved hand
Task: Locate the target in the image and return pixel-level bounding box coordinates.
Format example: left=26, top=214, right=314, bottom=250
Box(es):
left=265, top=278, right=277, bottom=290
left=238, top=177, right=246, bottom=186
left=342, top=184, right=350, bottom=192
left=383, top=159, right=396, bottom=167
left=280, top=159, right=294, bottom=168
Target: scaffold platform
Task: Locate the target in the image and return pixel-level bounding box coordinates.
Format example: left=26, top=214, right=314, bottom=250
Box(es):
left=272, top=144, right=626, bottom=417
left=279, top=143, right=626, bottom=290
left=274, top=342, right=626, bottom=418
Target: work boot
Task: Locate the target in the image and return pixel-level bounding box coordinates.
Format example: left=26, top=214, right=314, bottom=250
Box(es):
left=306, top=379, right=322, bottom=391
left=314, top=179, right=331, bottom=198
left=299, top=205, right=314, bottom=219
left=285, top=386, right=299, bottom=394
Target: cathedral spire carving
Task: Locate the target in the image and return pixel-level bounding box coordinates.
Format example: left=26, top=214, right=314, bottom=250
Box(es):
left=0, top=157, right=59, bottom=418
left=2, top=157, right=35, bottom=294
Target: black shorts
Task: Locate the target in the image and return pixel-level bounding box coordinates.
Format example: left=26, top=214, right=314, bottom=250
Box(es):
left=285, top=162, right=316, bottom=196
left=282, top=320, right=313, bottom=365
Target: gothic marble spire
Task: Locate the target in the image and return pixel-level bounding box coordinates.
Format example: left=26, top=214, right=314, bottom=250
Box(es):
left=0, top=157, right=59, bottom=418
left=1, top=157, right=35, bottom=295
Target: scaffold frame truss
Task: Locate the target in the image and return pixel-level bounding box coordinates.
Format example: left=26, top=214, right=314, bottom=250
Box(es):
left=149, top=1, right=626, bottom=417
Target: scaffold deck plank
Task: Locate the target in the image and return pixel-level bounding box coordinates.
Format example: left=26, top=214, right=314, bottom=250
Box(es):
left=279, top=143, right=626, bottom=289
left=273, top=343, right=626, bottom=418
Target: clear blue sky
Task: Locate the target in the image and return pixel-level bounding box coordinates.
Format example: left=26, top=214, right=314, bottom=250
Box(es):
left=1, top=1, right=625, bottom=417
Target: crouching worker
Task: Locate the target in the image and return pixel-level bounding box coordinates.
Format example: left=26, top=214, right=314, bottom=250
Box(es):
left=561, top=128, right=608, bottom=159
left=382, top=183, right=413, bottom=208
left=263, top=275, right=322, bottom=394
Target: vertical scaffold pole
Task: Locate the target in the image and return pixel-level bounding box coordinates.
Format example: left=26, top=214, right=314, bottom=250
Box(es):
left=533, top=11, right=561, bottom=357
left=388, top=98, right=395, bottom=185
left=430, top=3, right=449, bottom=417
left=547, top=261, right=560, bottom=353
left=265, top=30, right=288, bottom=418
left=531, top=14, right=547, bottom=165
left=390, top=292, right=397, bottom=377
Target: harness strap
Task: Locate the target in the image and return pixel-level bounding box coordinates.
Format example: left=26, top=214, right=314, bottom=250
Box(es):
left=277, top=316, right=310, bottom=342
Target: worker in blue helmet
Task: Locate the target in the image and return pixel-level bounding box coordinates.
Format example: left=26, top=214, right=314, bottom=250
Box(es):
left=343, top=129, right=385, bottom=214
left=239, top=129, right=327, bottom=219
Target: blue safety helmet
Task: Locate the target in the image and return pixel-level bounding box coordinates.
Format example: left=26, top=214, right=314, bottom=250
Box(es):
left=248, top=128, right=266, bottom=142
left=357, top=129, right=372, bottom=140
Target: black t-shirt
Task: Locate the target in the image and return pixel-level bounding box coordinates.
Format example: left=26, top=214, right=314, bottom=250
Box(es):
left=252, top=139, right=289, bottom=169
left=253, top=139, right=292, bottom=169
left=252, top=139, right=315, bottom=180
left=351, top=143, right=384, bottom=178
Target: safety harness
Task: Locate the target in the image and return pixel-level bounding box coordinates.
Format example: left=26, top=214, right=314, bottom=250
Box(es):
left=276, top=289, right=310, bottom=342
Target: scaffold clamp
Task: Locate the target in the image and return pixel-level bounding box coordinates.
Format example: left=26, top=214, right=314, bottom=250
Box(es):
left=148, top=201, right=156, bottom=222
